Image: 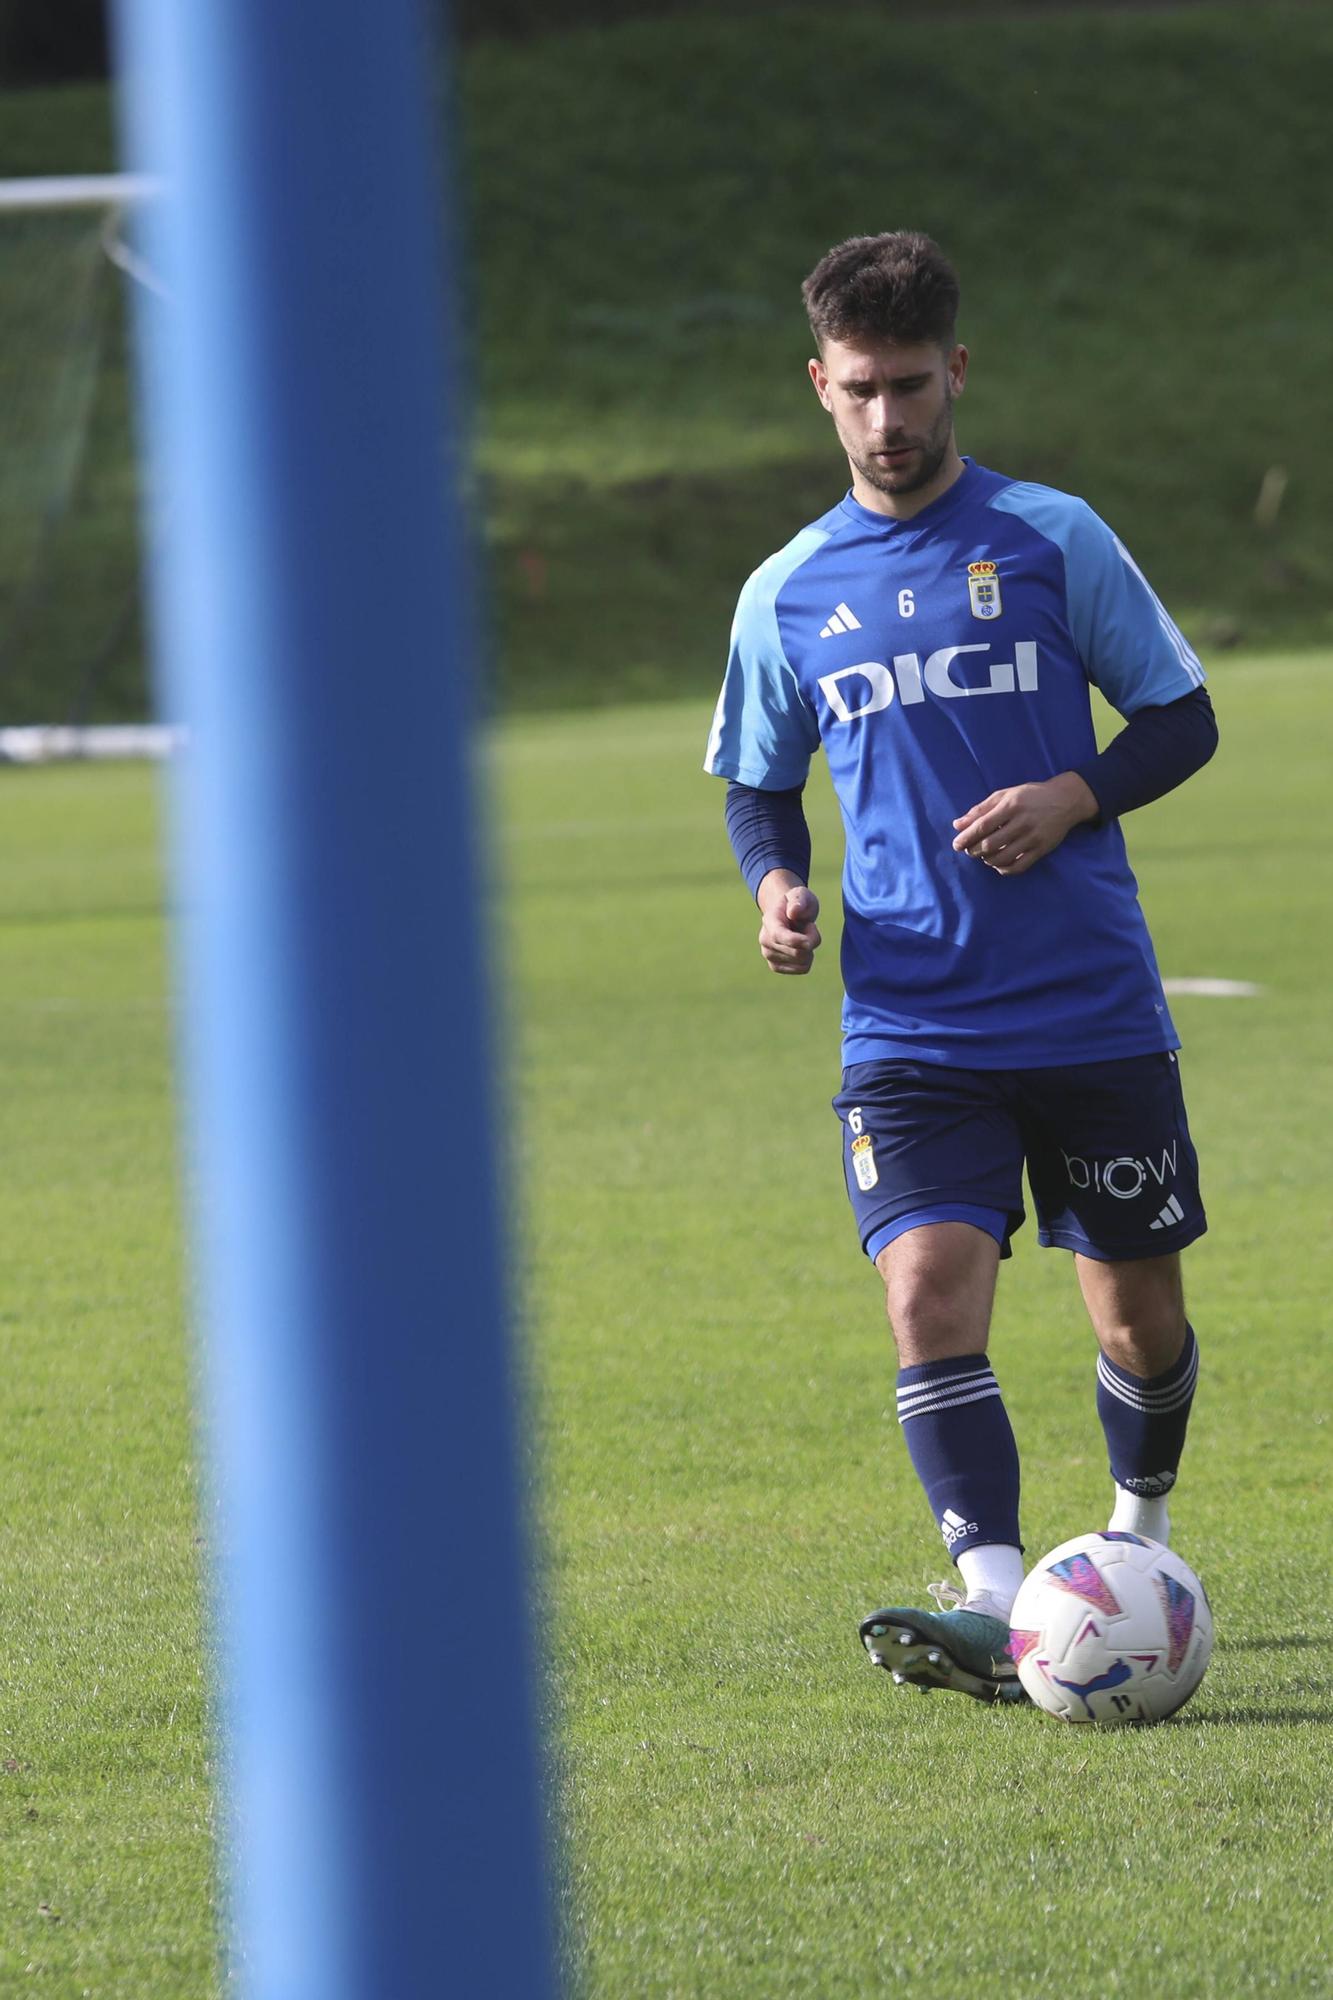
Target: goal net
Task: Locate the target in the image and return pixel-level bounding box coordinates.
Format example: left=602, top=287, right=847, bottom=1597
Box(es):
left=0, top=172, right=173, bottom=757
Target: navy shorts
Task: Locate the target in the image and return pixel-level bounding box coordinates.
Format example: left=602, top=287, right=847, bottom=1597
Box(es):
left=833, top=1052, right=1206, bottom=1264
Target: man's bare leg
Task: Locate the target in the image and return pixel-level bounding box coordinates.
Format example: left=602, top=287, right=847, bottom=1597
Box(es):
left=876, top=1221, right=1024, bottom=1606
left=876, top=1219, right=1000, bottom=1364
left=860, top=1221, right=1028, bottom=1703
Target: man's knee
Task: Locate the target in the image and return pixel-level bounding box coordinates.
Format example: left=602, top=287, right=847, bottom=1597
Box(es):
left=874, top=1222, right=1000, bottom=1366
left=1078, top=1251, right=1187, bottom=1375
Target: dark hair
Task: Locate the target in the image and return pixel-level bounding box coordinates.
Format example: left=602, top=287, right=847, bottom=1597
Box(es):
left=802, top=232, right=960, bottom=351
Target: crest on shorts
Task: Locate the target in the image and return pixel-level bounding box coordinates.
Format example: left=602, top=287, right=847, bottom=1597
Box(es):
left=851, top=1133, right=878, bottom=1192
left=967, top=560, right=1002, bottom=620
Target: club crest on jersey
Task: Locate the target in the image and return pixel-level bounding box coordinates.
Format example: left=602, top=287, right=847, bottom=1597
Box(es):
left=850, top=1133, right=878, bottom=1191
left=967, top=561, right=1002, bottom=621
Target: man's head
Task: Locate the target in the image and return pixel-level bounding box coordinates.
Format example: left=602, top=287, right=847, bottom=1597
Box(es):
left=802, top=232, right=967, bottom=514
left=802, top=231, right=960, bottom=354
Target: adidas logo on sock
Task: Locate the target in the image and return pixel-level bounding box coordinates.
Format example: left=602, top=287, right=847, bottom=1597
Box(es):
left=1120, top=1471, right=1177, bottom=1497
left=819, top=601, right=862, bottom=638
left=940, top=1506, right=980, bottom=1549
left=1149, top=1193, right=1185, bottom=1230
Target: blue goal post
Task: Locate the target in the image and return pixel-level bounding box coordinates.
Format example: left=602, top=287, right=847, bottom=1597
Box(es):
left=109, top=2, right=555, bottom=1995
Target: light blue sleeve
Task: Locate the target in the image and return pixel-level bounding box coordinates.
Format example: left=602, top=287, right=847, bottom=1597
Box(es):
left=990, top=486, right=1205, bottom=717
left=703, top=528, right=826, bottom=788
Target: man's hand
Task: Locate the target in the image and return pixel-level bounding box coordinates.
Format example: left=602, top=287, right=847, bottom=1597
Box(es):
left=951, top=772, right=1099, bottom=877
left=757, top=870, right=822, bottom=974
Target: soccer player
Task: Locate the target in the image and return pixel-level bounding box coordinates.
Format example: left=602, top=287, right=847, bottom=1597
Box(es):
left=705, top=233, right=1218, bottom=1705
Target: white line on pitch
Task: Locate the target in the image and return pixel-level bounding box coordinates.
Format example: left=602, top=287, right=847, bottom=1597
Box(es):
left=1162, top=978, right=1264, bottom=998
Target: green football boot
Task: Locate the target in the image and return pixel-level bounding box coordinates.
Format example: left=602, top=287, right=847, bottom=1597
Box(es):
left=859, top=1583, right=1028, bottom=1705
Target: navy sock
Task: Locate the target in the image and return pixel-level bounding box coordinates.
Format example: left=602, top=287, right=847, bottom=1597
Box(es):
left=1096, top=1324, right=1198, bottom=1497
left=895, top=1354, right=1021, bottom=1561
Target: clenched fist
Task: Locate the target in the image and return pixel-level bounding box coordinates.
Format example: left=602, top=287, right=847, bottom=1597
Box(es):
left=757, top=872, right=822, bottom=975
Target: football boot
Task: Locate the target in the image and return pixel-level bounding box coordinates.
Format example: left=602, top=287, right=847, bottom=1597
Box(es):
left=859, top=1581, right=1028, bottom=1705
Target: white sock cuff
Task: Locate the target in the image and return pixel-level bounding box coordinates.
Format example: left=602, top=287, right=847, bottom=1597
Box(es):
left=956, top=1542, right=1026, bottom=1616
left=897, top=1363, right=1000, bottom=1425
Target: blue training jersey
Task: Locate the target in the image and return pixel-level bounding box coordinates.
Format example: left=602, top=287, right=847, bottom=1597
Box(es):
left=704, top=459, right=1205, bottom=1069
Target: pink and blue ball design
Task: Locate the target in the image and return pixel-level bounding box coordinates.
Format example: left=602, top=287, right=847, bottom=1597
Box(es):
left=1155, top=1574, right=1196, bottom=1673
left=1046, top=1553, right=1122, bottom=1617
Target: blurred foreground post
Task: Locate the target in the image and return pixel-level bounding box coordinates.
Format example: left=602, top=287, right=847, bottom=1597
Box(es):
left=110, top=2, right=554, bottom=1994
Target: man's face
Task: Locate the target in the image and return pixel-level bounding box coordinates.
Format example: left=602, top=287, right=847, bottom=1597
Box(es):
left=808, top=336, right=968, bottom=503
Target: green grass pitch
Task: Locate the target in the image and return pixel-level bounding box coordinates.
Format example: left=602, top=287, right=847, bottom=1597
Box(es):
left=506, top=651, right=1332, bottom=1997
left=0, top=652, right=1329, bottom=1994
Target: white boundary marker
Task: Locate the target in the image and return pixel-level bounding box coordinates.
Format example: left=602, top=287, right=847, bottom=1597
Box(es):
left=1162, top=977, right=1264, bottom=998
left=0, top=174, right=162, bottom=212
left=0, top=724, right=183, bottom=763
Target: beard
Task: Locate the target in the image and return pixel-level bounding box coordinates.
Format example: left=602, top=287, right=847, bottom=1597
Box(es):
left=846, top=390, right=955, bottom=498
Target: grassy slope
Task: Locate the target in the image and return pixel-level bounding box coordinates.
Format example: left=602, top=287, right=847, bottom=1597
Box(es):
left=472, top=1, right=1333, bottom=702
left=2, top=4, right=1332, bottom=718
left=497, top=652, right=1332, bottom=1995
left=0, top=88, right=142, bottom=724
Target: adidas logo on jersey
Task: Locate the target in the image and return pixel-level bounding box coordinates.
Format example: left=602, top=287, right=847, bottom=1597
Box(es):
left=819, top=602, right=862, bottom=638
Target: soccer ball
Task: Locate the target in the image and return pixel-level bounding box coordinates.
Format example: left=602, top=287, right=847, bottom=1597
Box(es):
left=1007, top=1531, right=1213, bottom=1725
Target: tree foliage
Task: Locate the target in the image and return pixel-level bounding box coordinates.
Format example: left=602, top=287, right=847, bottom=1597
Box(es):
left=0, top=0, right=109, bottom=86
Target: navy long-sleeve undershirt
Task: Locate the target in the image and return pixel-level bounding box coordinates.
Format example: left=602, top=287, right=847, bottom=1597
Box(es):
left=724, top=685, right=1217, bottom=897
left=1073, top=684, right=1217, bottom=824
left=724, top=778, right=812, bottom=899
